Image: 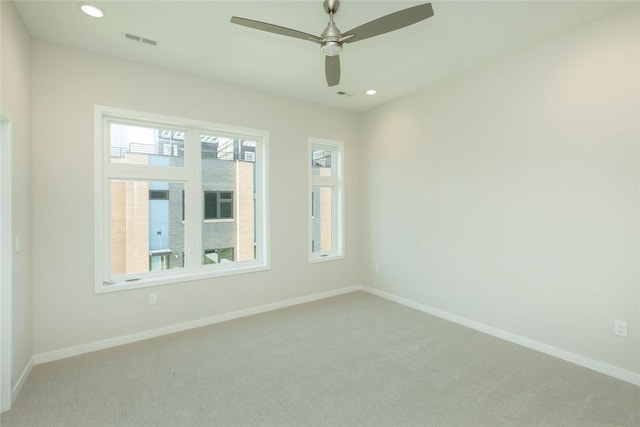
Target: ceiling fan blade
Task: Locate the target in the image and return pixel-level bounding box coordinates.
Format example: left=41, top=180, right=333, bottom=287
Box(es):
left=230, top=17, right=321, bottom=43
left=342, top=3, right=434, bottom=44
left=325, top=55, right=340, bottom=87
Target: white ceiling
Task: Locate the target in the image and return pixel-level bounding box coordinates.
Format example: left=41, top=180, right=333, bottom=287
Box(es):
left=14, top=0, right=633, bottom=112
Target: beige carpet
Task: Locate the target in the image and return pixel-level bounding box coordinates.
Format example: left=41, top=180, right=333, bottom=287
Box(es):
left=2, top=291, right=639, bottom=426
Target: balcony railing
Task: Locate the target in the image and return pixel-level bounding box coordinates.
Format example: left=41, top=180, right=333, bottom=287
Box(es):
left=110, top=142, right=184, bottom=158
left=110, top=147, right=127, bottom=158
left=111, top=141, right=255, bottom=162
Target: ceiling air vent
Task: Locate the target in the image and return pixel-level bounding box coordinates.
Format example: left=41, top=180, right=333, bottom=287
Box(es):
left=124, top=33, right=158, bottom=46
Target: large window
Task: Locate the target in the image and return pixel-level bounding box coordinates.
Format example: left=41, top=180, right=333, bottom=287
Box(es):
left=95, top=106, right=269, bottom=292
left=309, top=139, right=344, bottom=262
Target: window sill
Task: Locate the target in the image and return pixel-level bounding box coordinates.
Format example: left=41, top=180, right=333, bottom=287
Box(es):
left=96, top=262, right=269, bottom=293
left=203, top=219, right=234, bottom=224
left=309, top=253, right=345, bottom=264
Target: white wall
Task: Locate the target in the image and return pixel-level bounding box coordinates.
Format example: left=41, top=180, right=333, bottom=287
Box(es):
left=0, top=0, right=33, bottom=399
left=17, top=0, right=640, bottom=385
left=31, top=41, right=361, bottom=355
left=360, top=7, right=640, bottom=376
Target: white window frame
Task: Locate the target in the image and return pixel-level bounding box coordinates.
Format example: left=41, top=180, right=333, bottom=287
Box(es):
left=308, top=138, right=345, bottom=263
left=94, top=105, right=270, bottom=293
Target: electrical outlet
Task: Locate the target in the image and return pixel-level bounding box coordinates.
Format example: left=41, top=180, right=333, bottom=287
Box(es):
left=149, top=293, right=158, bottom=305
left=614, top=320, right=627, bottom=337
left=375, top=264, right=380, bottom=273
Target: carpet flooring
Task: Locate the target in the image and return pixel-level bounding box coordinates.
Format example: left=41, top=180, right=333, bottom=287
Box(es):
left=2, top=291, right=639, bottom=426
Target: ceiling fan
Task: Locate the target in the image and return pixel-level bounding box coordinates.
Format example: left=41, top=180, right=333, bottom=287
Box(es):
left=230, top=1, right=434, bottom=87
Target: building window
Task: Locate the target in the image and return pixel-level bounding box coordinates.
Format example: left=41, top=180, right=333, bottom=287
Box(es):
left=149, top=189, right=169, bottom=200
left=204, top=191, right=233, bottom=220
left=95, top=106, right=269, bottom=292
left=204, top=248, right=235, bottom=264
left=309, top=139, right=344, bottom=262
left=149, top=250, right=172, bottom=271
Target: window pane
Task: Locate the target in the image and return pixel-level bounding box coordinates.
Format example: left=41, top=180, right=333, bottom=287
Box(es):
left=109, top=123, right=185, bottom=167
left=312, top=186, right=333, bottom=253
left=204, top=192, right=218, bottom=219
left=312, top=148, right=333, bottom=177
left=201, top=134, right=257, bottom=265
left=109, top=180, right=185, bottom=276
left=220, top=199, right=233, bottom=219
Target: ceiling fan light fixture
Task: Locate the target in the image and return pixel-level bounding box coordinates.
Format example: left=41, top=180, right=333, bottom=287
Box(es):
left=321, top=42, right=342, bottom=56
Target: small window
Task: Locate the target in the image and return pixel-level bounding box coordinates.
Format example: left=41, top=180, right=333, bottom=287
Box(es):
left=149, top=189, right=169, bottom=200
left=204, top=191, right=234, bottom=220
left=309, top=139, right=344, bottom=262
left=149, top=250, right=172, bottom=271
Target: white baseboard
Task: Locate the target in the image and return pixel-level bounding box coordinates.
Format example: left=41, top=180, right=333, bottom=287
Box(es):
left=31, top=284, right=638, bottom=387
left=362, top=286, right=640, bottom=387
left=34, top=285, right=365, bottom=365
left=12, top=356, right=33, bottom=405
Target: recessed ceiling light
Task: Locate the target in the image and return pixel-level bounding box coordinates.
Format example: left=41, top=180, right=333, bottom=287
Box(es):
left=80, top=4, right=104, bottom=18
left=366, top=89, right=377, bottom=96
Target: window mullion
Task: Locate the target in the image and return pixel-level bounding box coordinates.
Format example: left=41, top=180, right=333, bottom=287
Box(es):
left=332, top=183, right=339, bottom=256
left=101, top=174, right=111, bottom=285
left=185, top=127, right=201, bottom=273
left=311, top=175, right=336, bottom=187
left=255, top=142, right=267, bottom=264
left=105, top=164, right=189, bottom=182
